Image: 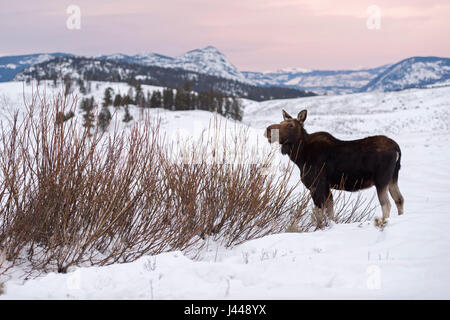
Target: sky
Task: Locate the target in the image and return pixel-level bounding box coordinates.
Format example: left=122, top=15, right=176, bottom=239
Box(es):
left=0, top=0, right=449, bottom=71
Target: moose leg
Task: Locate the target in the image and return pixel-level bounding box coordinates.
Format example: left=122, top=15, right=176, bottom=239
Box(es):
left=376, top=185, right=391, bottom=220
left=388, top=181, right=404, bottom=215
left=312, top=206, right=326, bottom=230
left=311, top=182, right=332, bottom=229
left=325, top=193, right=334, bottom=220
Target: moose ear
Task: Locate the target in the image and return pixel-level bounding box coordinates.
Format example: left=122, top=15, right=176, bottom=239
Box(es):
left=297, top=109, right=307, bottom=123
left=282, top=109, right=293, bottom=121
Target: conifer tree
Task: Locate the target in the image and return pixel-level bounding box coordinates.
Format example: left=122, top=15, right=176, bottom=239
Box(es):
left=78, top=79, right=86, bottom=95
left=102, top=87, right=113, bottom=107
left=163, top=88, right=174, bottom=110
left=97, top=107, right=112, bottom=132
left=127, top=87, right=135, bottom=105
left=123, top=105, right=133, bottom=123
left=150, top=91, right=162, bottom=108
left=122, top=94, right=132, bottom=106
left=230, top=97, right=243, bottom=121
left=113, top=94, right=122, bottom=107
left=143, top=91, right=151, bottom=108
left=64, top=75, right=72, bottom=97
left=135, top=83, right=145, bottom=108
left=224, top=98, right=232, bottom=118
left=80, top=97, right=96, bottom=133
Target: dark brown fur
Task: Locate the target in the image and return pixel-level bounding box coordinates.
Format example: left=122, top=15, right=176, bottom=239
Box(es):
left=265, top=109, right=404, bottom=220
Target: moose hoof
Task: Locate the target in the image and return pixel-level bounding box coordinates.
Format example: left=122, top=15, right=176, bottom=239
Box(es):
left=374, top=217, right=389, bottom=230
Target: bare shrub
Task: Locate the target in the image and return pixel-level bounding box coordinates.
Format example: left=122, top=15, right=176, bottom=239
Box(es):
left=333, top=190, right=376, bottom=224
left=0, top=91, right=176, bottom=274
left=160, top=118, right=306, bottom=247
left=0, top=87, right=375, bottom=279
left=0, top=89, right=308, bottom=277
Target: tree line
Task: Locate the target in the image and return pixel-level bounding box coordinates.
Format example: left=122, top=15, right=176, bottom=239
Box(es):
left=78, top=81, right=243, bottom=133
left=20, top=56, right=317, bottom=101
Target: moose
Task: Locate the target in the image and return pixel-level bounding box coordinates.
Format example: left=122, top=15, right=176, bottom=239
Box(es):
left=265, top=109, right=404, bottom=224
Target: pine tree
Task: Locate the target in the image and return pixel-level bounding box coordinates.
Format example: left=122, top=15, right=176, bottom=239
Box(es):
left=127, top=87, right=135, bottom=105
left=197, top=92, right=209, bottom=111
left=80, top=97, right=96, bottom=133
left=216, top=94, right=224, bottom=115
left=175, top=87, right=191, bottom=110
left=163, top=88, right=174, bottom=110
left=230, top=97, right=243, bottom=121
left=207, top=88, right=215, bottom=112
left=64, top=76, right=72, bottom=97
left=78, top=79, right=86, bottom=95
left=122, top=94, right=132, bottom=106
left=174, top=88, right=183, bottom=110
left=97, top=107, right=112, bottom=132
left=145, top=91, right=153, bottom=108
left=150, top=91, right=162, bottom=108
left=102, top=87, right=113, bottom=107
left=224, top=98, right=232, bottom=118
left=113, top=94, right=122, bottom=107
left=190, top=93, right=198, bottom=110
left=182, top=82, right=193, bottom=110
left=135, top=83, right=145, bottom=108
left=123, top=105, right=133, bottom=123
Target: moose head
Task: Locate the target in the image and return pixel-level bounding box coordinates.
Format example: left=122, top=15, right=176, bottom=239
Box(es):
left=265, top=109, right=308, bottom=155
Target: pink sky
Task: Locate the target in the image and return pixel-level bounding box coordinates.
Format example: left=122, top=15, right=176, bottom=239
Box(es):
left=0, top=0, right=449, bottom=71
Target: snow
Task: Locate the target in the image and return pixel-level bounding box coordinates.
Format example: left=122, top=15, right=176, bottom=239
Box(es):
left=100, top=46, right=251, bottom=84
left=0, top=64, right=17, bottom=70
left=4, top=52, right=448, bottom=96
left=1, top=82, right=450, bottom=299
left=363, top=57, right=450, bottom=92
left=263, top=67, right=312, bottom=74
left=243, top=65, right=391, bottom=95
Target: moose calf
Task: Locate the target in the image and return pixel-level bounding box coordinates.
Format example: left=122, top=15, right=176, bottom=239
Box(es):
left=265, top=109, right=404, bottom=224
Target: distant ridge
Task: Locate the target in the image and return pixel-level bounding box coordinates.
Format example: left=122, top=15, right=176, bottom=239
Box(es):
left=98, top=46, right=250, bottom=84
left=361, top=56, right=450, bottom=92
left=0, top=53, right=71, bottom=81
left=1, top=48, right=449, bottom=95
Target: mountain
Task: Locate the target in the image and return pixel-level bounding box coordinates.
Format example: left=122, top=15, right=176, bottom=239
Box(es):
left=0, top=53, right=71, bottom=82
left=96, top=52, right=175, bottom=66
left=361, top=56, right=450, bottom=92
left=1, top=47, right=249, bottom=85
left=98, top=46, right=250, bottom=84
left=15, top=56, right=316, bottom=101
left=2, top=48, right=450, bottom=95
left=243, top=65, right=391, bottom=95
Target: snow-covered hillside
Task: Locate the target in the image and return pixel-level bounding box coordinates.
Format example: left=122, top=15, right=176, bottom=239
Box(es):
left=362, top=57, right=450, bottom=92
left=0, top=81, right=165, bottom=123
left=0, top=53, right=70, bottom=82
left=243, top=64, right=391, bottom=95
left=0, top=82, right=450, bottom=299
left=1, top=47, right=249, bottom=85
left=243, top=85, right=450, bottom=139
left=99, top=46, right=250, bottom=84
left=245, top=57, right=450, bottom=94
left=3, top=51, right=450, bottom=95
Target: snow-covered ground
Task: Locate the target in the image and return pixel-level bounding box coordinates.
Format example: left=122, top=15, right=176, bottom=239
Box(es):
left=1, top=82, right=450, bottom=299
